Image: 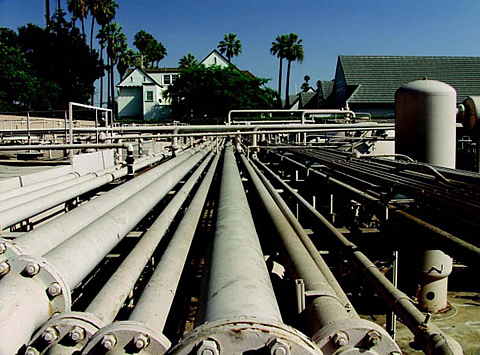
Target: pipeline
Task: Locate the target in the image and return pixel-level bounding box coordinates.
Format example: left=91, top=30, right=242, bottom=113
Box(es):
left=253, top=157, right=463, bottom=355
left=0, top=147, right=205, bottom=260
left=80, top=150, right=220, bottom=354
left=168, top=145, right=322, bottom=354
left=25, top=151, right=217, bottom=355
left=0, top=146, right=211, bottom=354
left=241, top=154, right=399, bottom=355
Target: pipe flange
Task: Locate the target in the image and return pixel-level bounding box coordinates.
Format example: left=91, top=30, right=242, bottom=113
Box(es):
left=0, top=255, right=70, bottom=315
left=0, top=238, right=23, bottom=261
left=166, top=317, right=322, bottom=354
left=311, top=318, right=400, bottom=355
left=26, top=312, right=103, bottom=354
left=81, top=321, right=171, bottom=354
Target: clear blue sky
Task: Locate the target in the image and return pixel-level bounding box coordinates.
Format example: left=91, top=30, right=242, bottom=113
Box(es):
left=1, top=0, right=480, bottom=101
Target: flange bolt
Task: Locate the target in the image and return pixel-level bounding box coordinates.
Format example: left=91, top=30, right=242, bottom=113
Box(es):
left=197, top=339, right=220, bottom=355
left=47, top=282, right=62, bottom=297
left=24, top=346, right=41, bottom=355
left=69, top=326, right=86, bottom=343
left=366, top=330, right=382, bottom=348
left=268, top=338, right=291, bottom=355
left=24, top=263, right=41, bottom=276
left=0, top=261, right=10, bottom=276
left=134, top=333, right=150, bottom=350
left=332, top=331, right=349, bottom=347
left=42, top=327, right=59, bottom=344
left=101, top=333, right=117, bottom=350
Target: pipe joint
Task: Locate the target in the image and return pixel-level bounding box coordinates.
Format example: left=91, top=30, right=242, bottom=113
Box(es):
left=27, top=312, right=102, bottom=354
left=81, top=321, right=171, bottom=354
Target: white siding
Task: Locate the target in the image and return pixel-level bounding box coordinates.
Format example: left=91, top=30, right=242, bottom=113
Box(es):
left=118, top=87, right=143, bottom=118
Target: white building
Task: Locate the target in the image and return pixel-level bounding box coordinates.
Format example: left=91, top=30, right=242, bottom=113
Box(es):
left=117, top=50, right=230, bottom=120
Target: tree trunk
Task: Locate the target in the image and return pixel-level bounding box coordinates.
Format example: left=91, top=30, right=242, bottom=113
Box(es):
left=278, top=56, right=283, bottom=98
left=81, top=18, right=85, bottom=39
left=90, top=17, right=95, bottom=50
left=45, top=0, right=50, bottom=27
left=111, top=56, right=115, bottom=117
left=100, top=47, right=104, bottom=108
left=57, top=0, right=61, bottom=11
left=107, top=58, right=111, bottom=110
left=285, top=60, right=292, bottom=108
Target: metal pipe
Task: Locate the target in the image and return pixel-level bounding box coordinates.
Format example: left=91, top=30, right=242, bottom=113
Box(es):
left=250, top=157, right=357, bottom=317
left=228, top=109, right=357, bottom=125
left=25, top=152, right=217, bottom=355
left=127, top=152, right=219, bottom=333
left=241, top=154, right=400, bottom=354
left=87, top=152, right=216, bottom=325
left=254, top=156, right=463, bottom=355
left=203, top=144, right=282, bottom=323
left=0, top=148, right=196, bottom=259
left=0, top=147, right=210, bottom=353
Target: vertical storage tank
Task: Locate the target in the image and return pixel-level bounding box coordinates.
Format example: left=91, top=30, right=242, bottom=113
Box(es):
left=395, top=79, right=457, bottom=168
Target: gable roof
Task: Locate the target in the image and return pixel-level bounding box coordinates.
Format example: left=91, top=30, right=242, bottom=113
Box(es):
left=200, top=49, right=230, bottom=66
left=339, top=55, right=480, bottom=104
left=117, top=66, right=163, bottom=87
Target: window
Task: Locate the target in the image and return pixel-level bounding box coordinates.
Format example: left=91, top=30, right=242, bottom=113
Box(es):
left=172, top=75, right=178, bottom=83
left=146, top=91, right=153, bottom=102
left=164, top=75, right=171, bottom=85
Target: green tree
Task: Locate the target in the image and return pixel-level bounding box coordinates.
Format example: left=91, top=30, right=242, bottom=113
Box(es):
left=284, top=33, right=304, bottom=107
left=117, top=48, right=137, bottom=79
left=165, top=65, right=277, bottom=122
left=67, top=0, right=88, bottom=37
left=12, top=12, right=103, bottom=110
left=301, top=75, right=311, bottom=92
left=133, top=30, right=166, bottom=68
left=178, top=53, right=198, bottom=69
left=151, top=41, right=167, bottom=67
left=217, top=33, right=242, bottom=63
left=270, top=34, right=288, bottom=98
left=102, top=22, right=126, bottom=110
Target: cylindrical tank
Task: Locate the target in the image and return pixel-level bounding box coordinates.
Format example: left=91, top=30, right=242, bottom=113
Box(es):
left=417, top=250, right=453, bottom=313
left=395, top=79, right=457, bottom=168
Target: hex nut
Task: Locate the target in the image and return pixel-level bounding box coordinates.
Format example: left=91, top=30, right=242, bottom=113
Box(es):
left=42, top=327, right=59, bottom=344
left=196, top=339, right=220, bottom=355
left=24, top=346, right=41, bottom=355
left=24, top=263, right=41, bottom=276
left=101, top=333, right=117, bottom=350
left=0, top=261, right=10, bottom=276
left=332, top=331, right=349, bottom=347
left=134, top=332, right=150, bottom=350
left=268, top=338, right=291, bottom=355
left=47, top=282, right=62, bottom=297
left=69, top=326, right=86, bottom=342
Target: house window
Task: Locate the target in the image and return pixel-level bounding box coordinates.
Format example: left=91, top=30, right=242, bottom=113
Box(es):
left=164, top=75, right=172, bottom=85
left=172, top=75, right=178, bottom=83
left=146, top=91, right=154, bottom=102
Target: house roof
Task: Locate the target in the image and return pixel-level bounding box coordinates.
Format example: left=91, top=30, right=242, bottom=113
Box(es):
left=339, top=55, right=480, bottom=104
left=318, top=80, right=334, bottom=100
left=199, top=49, right=230, bottom=65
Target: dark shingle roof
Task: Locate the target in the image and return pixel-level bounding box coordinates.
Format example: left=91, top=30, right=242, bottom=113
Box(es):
left=339, top=55, right=480, bottom=104
left=319, top=80, right=334, bottom=100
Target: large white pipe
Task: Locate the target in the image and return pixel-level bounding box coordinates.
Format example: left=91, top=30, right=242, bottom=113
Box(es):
left=0, top=148, right=210, bottom=353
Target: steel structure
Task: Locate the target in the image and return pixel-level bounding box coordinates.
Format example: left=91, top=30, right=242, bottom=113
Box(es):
left=0, top=108, right=474, bottom=355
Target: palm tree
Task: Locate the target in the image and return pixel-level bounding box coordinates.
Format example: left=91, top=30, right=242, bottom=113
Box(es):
left=270, top=34, right=288, bottom=98
left=67, top=0, right=88, bottom=37
left=104, top=22, right=126, bottom=110
left=45, top=0, right=51, bottom=27
left=97, top=25, right=108, bottom=107
left=284, top=33, right=304, bottom=107
left=87, top=0, right=117, bottom=50
left=179, top=53, right=198, bottom=69
left=133, top=30, right=156, bottom=67
left=151, top=42, right=167, bottom=68
left=117, top=48, right=137, bottom=79
left=217, top=33, right=242, bottom=63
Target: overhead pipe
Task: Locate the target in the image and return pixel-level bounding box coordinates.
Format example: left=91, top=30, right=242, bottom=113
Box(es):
left=227, top=109, right=356, bottom=125
left=254, top=156, right=463, bottom=355
left=81, top=152, right=220, bottom=354
left=0, top=147, right=210, bottom=354
left=168, top=145, right=322, bottom=355
left=26, top=152, right=217, bottom=355
left=241, top=155, right=399, bottom=355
